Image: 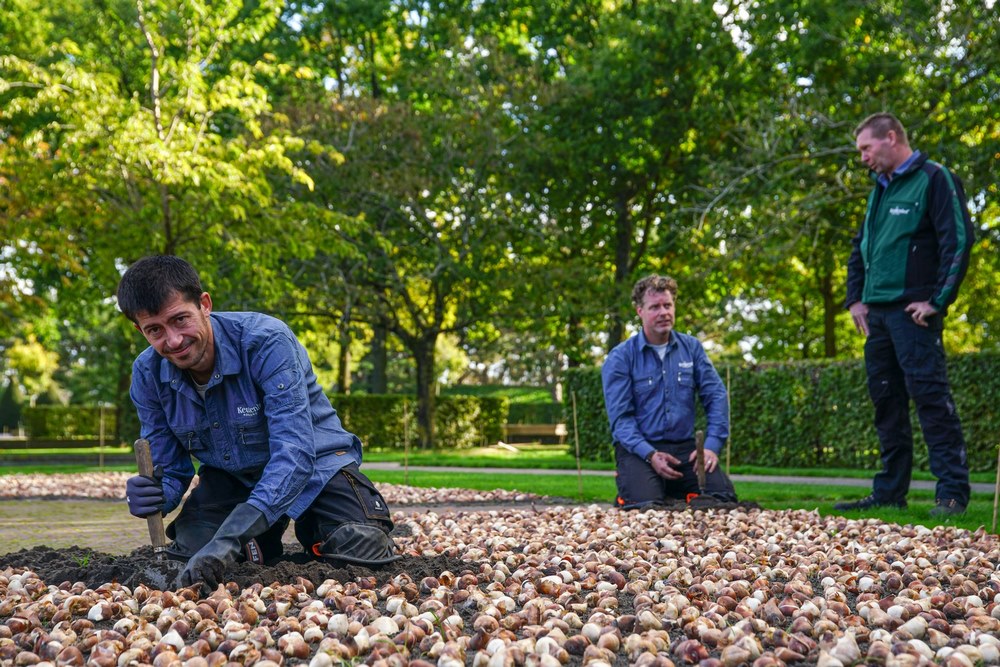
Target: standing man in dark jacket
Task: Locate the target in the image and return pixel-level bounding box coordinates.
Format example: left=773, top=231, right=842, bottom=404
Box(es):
left=118, top=256, right=399, bottom=589
left=602, top=274, right=737, bottom=508
left=836, top=113, right=974, bottom=516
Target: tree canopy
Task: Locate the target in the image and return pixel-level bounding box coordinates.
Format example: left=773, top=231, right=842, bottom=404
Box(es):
left=2, top=0, right=997, bottom=445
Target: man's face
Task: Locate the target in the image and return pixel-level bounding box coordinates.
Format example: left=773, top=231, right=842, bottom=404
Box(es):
left=637, top=289, right=675, bottom=344
left=134, top=291, right=215, bottom=377
left=856, top=128, right=898, bottom=175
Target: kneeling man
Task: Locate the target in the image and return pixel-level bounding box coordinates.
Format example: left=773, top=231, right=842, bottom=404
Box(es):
left=119, top=256, right=398, bottom=588
left=602, top=274, right=738, bottom=508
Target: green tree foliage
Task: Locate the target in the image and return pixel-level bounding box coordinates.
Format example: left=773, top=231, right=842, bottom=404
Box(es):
left=1, top=0, right=329, bottom=306
left=2, top=0, right=338, bottom=426
left=2, top=0, right=998, bottom=444
left=505, top=0, right=756, bottom=355
left=703, top=0, right=1000, bottom=359
left=276, top=1, right=535, bottom=446
left=4, top=334, right=61, bottom=405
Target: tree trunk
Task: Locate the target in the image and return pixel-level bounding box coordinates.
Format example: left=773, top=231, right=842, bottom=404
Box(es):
left=820, top=269, right=837, bottom=358
left=337, top=334, right=351, bottom=393
left=565, top=314, right=586, bottom=368
left=412, top=338, right=437, bottom=448
left=370, top=324, right=388, bottom=393
left=607, top=195, right=633, bottom=351
left=337, top=300, right=353, bottom=394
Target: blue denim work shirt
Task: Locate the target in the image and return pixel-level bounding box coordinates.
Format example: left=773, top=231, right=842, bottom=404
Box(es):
left=129, top=312, right=362, bottom=525
left=602, top=329, right=729, bottom=462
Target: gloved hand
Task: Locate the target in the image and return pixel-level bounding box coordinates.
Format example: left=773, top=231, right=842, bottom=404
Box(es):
left=126, top=466, right=164, bottom=518
left=177, top=503, right=269, bottom=590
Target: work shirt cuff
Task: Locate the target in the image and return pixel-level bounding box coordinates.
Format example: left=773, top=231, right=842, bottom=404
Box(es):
left=704, top=437, right=724, bottom=455
left=246, top=497, right=279, bottom=528
left=635, top=443, right=656, bottom=463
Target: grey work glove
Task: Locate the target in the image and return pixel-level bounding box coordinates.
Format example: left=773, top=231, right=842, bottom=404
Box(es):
left=177, top=503, right=269, bottom=590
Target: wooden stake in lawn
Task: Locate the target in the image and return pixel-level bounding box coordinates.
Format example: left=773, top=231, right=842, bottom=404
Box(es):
left=403, top=401, right=410, bottom=487
left=695, top=429, right=706, bottom=492
left=571, top=391, right=583, bottom=500
left=133, top=438, right=167, bottom=560
left=992, top=444, right=1000, bottom=534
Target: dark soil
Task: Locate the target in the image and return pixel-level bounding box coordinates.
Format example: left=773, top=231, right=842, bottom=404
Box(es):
left=0, top=498, right=757, bottom=591
left=625, top=499, right=761, bottom=511
left=0, top=544, right=471, bottom=590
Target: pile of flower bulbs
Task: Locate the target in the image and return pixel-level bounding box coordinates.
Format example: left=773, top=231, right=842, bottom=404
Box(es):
left=2, top=504, right=1000, bottom=666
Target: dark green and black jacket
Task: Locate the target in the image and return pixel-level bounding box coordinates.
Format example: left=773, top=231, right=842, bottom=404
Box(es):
left=846, top=152, right=973, bottom=313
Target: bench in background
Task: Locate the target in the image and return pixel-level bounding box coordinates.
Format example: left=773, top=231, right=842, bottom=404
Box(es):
left=502, top=423, right=568, bottom=445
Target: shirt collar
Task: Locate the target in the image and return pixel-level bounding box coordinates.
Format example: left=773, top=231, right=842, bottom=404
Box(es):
left=211, top=315, right=244, bottom=377
left=877, top=149, right=921, bottom=188
left=637, top=328, right=674, bottom=350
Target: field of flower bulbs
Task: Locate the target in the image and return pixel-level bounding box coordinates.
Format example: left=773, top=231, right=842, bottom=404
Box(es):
left=1, top=473, right=1000, bottom=666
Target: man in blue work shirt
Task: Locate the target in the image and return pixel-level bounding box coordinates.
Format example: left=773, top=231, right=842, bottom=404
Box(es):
left=118, top=256, right=398, bottom=589
left=602, top=274, right=737, bottom=508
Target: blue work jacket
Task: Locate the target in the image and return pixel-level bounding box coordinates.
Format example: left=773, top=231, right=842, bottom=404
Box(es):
left=602, top=329, right=729, bottom=462
left=129, top=312, right=362, bottom=525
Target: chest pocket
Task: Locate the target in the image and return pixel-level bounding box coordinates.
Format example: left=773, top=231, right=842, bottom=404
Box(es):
left=883, top=198, right=922, bottom=233
left=235, top=415, right=269, bottom=453
left=171, top=422, right=210, bottom=454
left=676, top=367, right=696, bottom=398
left=631, top=373, right=657, bottom=396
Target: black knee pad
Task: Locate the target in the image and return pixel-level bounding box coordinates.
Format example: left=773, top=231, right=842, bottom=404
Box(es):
left=312, top=522, right=400, bottom=566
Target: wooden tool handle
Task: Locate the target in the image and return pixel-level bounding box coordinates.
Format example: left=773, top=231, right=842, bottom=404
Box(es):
left=134, top=438, right=168, bottom=554
left=695, top=430, right=706, bottom=491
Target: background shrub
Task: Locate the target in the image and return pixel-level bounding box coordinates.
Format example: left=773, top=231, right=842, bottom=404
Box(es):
left=23, top=405, right=119, bottom=440
left=329, top=394, right=508, bottom=450
left=565, top=351, right=1000, bottom=471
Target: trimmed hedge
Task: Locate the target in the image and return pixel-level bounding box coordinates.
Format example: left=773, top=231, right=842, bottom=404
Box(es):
left=507, top=402, right=564, bottom=424
left=328, top=394, right=508, bottom=450
left=565, top=351, right=1000, bottom=471
left=22, top=405, right=119, bottom=441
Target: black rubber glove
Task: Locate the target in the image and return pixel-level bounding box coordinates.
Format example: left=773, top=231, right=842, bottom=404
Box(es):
left=177, top=503, right=269, bottom=590
left=125, top=466, right=164, bottom=518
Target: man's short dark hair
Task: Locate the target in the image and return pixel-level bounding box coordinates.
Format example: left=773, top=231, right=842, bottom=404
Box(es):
left=117, top=255, right=203, bottom=322
left=855, top=112, right=908, bottom=143
left=632, top=274, right=678, bottom=309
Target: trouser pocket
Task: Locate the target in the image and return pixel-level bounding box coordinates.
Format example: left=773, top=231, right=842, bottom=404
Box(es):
left=294, top=463, right=394, bottom=550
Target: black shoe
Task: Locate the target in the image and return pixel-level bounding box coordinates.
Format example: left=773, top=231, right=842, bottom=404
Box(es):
left=929, top=498, right=966, bottom=517
left=833, top=494, right=907, bottom=511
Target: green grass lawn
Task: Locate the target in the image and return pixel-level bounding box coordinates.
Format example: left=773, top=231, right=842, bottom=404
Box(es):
left=1, top=445, right=996, bottom=533
left=6, top=442, right=996, bottom=483
left=366, top=468, right=996, bottom=533
left=364, top=445, right=998, bottom=483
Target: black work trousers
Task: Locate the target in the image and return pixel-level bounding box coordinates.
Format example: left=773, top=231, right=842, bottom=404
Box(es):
left=864, top=305, right=970, bottom=506
left=615, top=439, right=737, bottom=507
left=166, top=462, right=393, bottom=561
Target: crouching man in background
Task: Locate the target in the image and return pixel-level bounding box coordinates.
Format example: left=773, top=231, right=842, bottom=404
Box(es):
left=118, top=255, right=398, bottom=589
left=602, top=274, right=738, bottom=509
